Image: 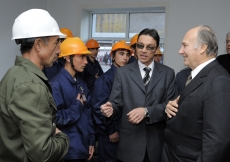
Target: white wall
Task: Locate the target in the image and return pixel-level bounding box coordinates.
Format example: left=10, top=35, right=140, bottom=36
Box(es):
left=0, top=0, right=47, bottom=79
left=1, top=0, right=230, bottom=79
left=47, top=0, right=230, bottom=74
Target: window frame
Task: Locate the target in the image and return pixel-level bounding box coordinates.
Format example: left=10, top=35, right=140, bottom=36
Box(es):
left=89, top=10, right=165, bottom=46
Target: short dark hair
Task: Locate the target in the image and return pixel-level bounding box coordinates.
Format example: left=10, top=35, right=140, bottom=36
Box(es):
left=16, top=37, right=50, bottom=54
left=111, top=49, right=131, bottom=63
left=137, top=28, right=160, bottom=47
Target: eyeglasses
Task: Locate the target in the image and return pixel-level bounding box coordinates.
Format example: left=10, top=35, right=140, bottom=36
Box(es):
left=136, top=43, right=156, bottom=51
left=225, top=40, right=230, bottom=44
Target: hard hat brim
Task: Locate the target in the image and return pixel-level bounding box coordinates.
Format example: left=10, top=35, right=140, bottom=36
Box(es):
left=59, top=49, right=92, bottom=58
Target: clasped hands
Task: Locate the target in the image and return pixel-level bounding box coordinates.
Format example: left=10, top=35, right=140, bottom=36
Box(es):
left=100, top=102, right=146, bottom=124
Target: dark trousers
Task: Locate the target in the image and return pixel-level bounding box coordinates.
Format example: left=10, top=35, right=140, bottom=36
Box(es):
left=98, top=134, right=118, bottom=162
left=117, top=149, right=150, bottom=162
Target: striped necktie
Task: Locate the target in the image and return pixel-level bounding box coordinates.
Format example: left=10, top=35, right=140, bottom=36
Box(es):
left=185, top=73, right=192, bottom=86
left=143, top=67, right=151, bottom=87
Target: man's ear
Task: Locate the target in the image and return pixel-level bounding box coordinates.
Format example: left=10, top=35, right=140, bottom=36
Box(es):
left=65, top=56, right=70, bottom=62
left=34, top=38, right=43, bottom=52
left=200, top=44, right=208, bottom=54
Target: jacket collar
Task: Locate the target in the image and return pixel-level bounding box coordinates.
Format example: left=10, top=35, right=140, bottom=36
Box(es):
left=60, top=68, right=78, bottom=85
left=178, top=60, right=219, bottom=105
left=15, top=56, right=48, bottom=81
left=129, top=60, right=163, bottom=94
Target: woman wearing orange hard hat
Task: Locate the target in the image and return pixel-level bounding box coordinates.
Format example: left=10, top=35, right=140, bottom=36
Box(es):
left=50, top=37, right=95, bottom=162
left=91, top=40, right=131, bottom=162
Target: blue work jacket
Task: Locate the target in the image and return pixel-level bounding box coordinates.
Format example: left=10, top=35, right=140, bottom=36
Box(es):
left=82, top=57, right=104, bottom=94
left=43, top=58, right=65, bottom=81
left=91, top=64, right=120, bottom=136
left=50, top=68, right=95, bottom=160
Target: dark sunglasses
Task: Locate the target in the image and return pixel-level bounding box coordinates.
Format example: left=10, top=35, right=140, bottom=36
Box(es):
left=136, top=43, right=156, bottom=51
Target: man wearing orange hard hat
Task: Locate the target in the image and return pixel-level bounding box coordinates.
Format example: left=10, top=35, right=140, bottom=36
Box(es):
left=153, top=48, right=163, bottom=63
left=82, top=39, right=104, bottom=94
left=43, top=27, right=74, bottom=80
left=128, top=34, right=138, bottom=64
left=60, top=27, right=74, bottom=38
left=91, top=40, right=131, bottom=162
left=49, top=37, right=95, bottom=162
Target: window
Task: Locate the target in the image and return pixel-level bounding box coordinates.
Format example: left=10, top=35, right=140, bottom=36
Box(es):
left=92, top=14, right=127, bottom=38
left=89, top=9, right=165, bottom=68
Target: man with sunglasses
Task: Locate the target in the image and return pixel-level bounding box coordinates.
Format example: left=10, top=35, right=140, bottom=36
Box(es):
left=0, top=9, right=70, bottom=162
left=100, top=28, right=177, bottom=162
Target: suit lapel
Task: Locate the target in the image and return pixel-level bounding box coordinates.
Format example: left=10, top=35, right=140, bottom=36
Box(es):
left=147, top=63, right=163, bottom=95
left=129, top=61, right=146, bottom=93
left=178, top=60, right=219, bottom=105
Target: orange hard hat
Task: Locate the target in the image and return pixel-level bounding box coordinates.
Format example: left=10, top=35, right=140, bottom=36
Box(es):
left=59, top=37, right=91, bottom=58
left=130, top=34, right=139, bottom=46
left=156, top=49, right=163, bottom=55
left=110, top=40, right=131, bottom=55
left=86, top=39, right=100, bottom=48
left=60, top=27, right=73, bottom=38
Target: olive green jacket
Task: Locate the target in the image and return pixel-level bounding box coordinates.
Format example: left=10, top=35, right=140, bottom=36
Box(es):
left=0, top=56, right=70, bottom=162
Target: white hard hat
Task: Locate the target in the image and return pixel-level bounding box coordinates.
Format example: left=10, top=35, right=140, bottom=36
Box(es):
left=12, top=9, right=65, bottom=39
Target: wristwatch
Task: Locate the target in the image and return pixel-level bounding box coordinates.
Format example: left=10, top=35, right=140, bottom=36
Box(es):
left=144, top=107, right=149, bottom=117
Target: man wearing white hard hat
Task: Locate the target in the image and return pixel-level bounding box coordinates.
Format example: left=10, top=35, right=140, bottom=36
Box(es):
left=0, top=9, right=69, bottom=162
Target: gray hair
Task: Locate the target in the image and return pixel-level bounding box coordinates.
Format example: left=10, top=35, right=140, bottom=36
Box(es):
left=226, top=31, right=230, bottom=40
left=195, top=25, right=218, bottom=57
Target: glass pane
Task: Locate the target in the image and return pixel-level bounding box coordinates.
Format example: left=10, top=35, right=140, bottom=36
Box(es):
left=97, top=41, right=112, bottom=72
left=129, top=13, right=165, bottom=38
left=92, top=14, right=126, bottom=38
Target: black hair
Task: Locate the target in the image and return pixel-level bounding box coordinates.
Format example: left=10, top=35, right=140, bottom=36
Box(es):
left=16, top=37, right=50, bottom=54
left=111, top=49, right=131, bottom=63
left=137, top=28, right=160, bottom=47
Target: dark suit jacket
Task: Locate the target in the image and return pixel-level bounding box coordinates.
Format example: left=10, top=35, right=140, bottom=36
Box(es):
left=217, top=54, right=230, bottom=74
left=162, top=60, right=230, bottom=162
left=176, top=67, right=192, bottom=94
left=109, top=61, right=177, bottom=162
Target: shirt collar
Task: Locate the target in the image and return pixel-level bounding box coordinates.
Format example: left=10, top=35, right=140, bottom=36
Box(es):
left=191, top=58, right=216, bottom=79
left=138, top=60, right=154, bottom=70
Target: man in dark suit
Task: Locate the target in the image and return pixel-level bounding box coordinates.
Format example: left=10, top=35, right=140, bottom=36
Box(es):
left=100, top=28, right=177, bottom=162
left=163, top=25, right=230, bottom=162
left=217, top=31, right=230, bottom=74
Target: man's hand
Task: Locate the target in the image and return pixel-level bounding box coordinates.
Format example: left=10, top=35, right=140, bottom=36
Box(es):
left=109, top=132, right=119, bottom=142
left=76, top=93, right=84, bottom=105
left=55, top=128, right=61, bottom=134
left=87, top=146, right=94, bottom=161
left=95, top=73, right=99, bottom=79
left=100, top=102, right=113, bottom=117
left=127, top=107, right=145, bottom=124
left=165, top=96, right=180, bottom=118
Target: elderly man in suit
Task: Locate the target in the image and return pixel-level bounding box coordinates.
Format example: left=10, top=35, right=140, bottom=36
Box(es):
left=100, top=28, right=177, bottom=162
left=163, top=25, right=230, bottom=162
